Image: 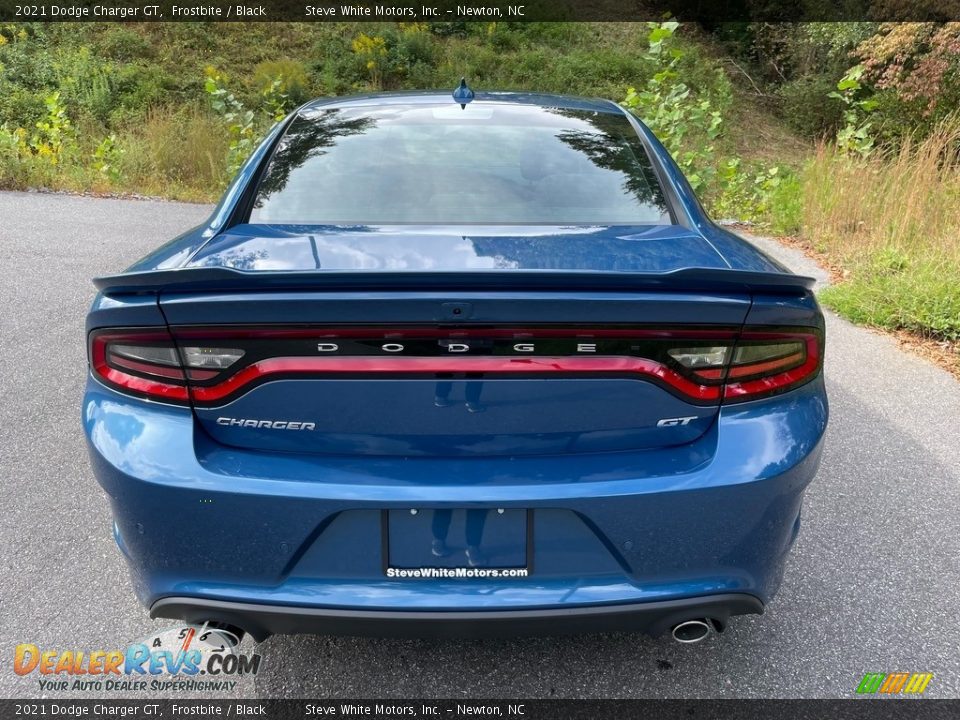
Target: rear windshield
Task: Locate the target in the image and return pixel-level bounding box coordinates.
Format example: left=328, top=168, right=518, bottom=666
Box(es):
left=249, top=103, right=671, bottom=225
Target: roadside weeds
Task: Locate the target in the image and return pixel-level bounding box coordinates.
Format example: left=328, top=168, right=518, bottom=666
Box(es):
left=769, top=230, right=960, bottom=382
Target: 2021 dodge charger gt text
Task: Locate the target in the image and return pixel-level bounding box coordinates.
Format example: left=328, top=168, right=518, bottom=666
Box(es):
left=83, top=88, right=828, bottom=643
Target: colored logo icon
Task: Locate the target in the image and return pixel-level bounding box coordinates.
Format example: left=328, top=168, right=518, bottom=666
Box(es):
left=856, top=672, right=933, bottom=695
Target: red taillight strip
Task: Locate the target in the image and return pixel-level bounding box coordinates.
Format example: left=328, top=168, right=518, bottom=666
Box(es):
left=93, top=363, right=191, bottom=402
left=89, top=325, right=822, bottom=406
left=726, top=350, right=805, bottom=379
left=189, top=356, right=721, bottom=404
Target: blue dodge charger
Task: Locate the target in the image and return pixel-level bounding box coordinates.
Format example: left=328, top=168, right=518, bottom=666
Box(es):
left=83, top=88, right=827, bottom=643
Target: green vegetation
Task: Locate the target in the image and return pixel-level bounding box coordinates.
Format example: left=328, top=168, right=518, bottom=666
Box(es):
left=0, top=20, right=958, bottom=351
left=0, top=22, right=670, bottom=199
left=0, top=21, right=796, bottom=204
left=809, top=126, right=960, bottom=341
left=646, top=21, right=960, bottom=350
left=726, top=22, right=960, bottom=351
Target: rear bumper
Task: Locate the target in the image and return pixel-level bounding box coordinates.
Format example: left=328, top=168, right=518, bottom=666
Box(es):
left=151, top=594, right=764, bottom=642
left=84, top=374, right=827, bottom=635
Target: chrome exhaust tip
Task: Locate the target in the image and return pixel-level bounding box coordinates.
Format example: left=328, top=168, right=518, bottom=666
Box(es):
left=671, top=619, right=712, bottom=643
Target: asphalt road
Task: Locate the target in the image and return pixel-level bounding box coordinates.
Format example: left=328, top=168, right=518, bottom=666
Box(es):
left=0, top=191, right=958, bottom=699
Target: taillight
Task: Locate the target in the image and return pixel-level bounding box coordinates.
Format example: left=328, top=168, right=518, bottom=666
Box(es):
left=667, top=331, right=821, bottom=400
left=89, top=330, right=248, bottom=401
left=88, top=325, right=821, bottom=406
left=89, top=329, right=189, bottom=403
left=721, top=330, right=821, bottom=401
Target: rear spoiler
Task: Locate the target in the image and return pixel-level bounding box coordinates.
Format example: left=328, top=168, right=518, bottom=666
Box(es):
left=94, top=267, right=815, bottom=295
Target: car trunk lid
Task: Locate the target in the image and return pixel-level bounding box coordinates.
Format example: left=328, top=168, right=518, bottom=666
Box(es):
left=93, top=225, right=815, bottom=458
left=153, top=290, right=749, bottom=457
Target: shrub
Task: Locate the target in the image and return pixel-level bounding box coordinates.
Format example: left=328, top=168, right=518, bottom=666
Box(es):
left=548, top=49, right=647, bottom=96
left=253, top=59, right=310, bottom=105
left=0, top=84, right=47, bottom=130
left=351, top=32, right=388, bottom=88
left=30, top=91, right=74, bottom=165
left=777, top=76, right=844, bottom=139
left=204, top=69, right=257, bottom=177
left=829, top=65, right=878, bottom=157
left=53, top=46, right=124, bottom=125
left=111, top=64, right=178, bottom=117
left=622, top=22, right=724, bottom=194
left=308, top=34, right=363, bottom=94
left=766, top=171, right=803, bottom=235
left=0, top=91, right=79, bottom=190
left=710, top=160, right=800, bottom=230
left=0, top=124, right=27, bottom=186
left=91, top=134, right=124, bottom=184
left=394, top=23, right=436, bottom=68
left=98, top=28, right=153, bottom=62
left=0, top=27, right=55, bottom=90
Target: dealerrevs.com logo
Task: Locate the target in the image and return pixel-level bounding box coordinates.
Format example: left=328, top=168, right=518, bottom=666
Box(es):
left=14, top=625, right=261, bottom=693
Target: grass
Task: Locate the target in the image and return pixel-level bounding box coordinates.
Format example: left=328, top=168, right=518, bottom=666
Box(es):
left=115, top=108, right=230, bottom=200
left=803, top=123, right=960, bottom=343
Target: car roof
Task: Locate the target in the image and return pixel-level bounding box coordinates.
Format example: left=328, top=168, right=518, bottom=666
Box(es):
left=300, top=91, right=624, bottom=115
